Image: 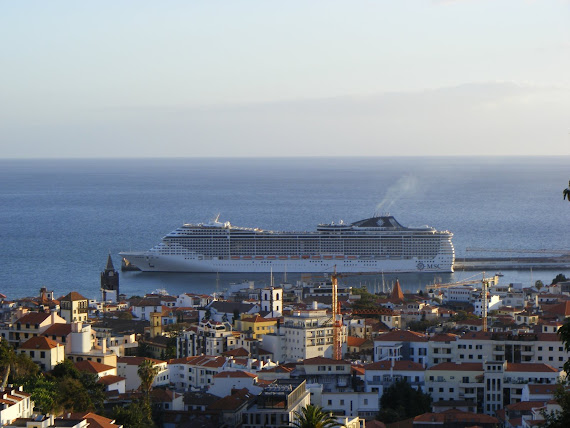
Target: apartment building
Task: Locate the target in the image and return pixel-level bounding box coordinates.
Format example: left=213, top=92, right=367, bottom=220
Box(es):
left=373, top=330, right=428, bottom=366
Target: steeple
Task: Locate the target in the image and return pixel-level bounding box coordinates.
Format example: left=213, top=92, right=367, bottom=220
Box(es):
left=105, top=252, right=115, bottom=271
left=101, top=253, right=119, bottom=303
left=390, top=278, right=405, bottom=301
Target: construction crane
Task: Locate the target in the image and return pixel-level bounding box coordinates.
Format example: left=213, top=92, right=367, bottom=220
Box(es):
left=329, top=268, right=392, bottom=360
left=428, top=272, right=495, bottom=290
left=466, top=247, right=570, bottom=255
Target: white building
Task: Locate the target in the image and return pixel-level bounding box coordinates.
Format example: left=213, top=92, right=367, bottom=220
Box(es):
left=208, top=370, right=263, bottom=398
left=364, top=359, right=425, bottom=396
left=116, top=356, right=169, bottom=392
left=373, top=330, right=428, bottom=365
left=0, top=386, right=34, bottom=426
left=168, top=355, right=229, bottom=391
left=19, top=336, right=65, bottom=371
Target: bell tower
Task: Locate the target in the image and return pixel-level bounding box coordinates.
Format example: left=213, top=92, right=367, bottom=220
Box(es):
left=101, top=253, right=119, bottom=302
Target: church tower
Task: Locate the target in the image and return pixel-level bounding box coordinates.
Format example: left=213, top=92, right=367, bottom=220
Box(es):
left=101, top=253, right=119, bottom=303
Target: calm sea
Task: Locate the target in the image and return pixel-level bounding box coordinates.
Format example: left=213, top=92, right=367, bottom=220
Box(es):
left=1, top=157, right=568, bottom=300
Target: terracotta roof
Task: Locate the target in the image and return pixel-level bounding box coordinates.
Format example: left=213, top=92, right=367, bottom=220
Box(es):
left=347, top=336, right=368, bottom=347
left=374, top=329, right=428, bottom=342
left=98, top=375, right=126, bottom=386
left=65, top=412, right=120, bottom=428
left=62, top=291, right=88, bottom=301
left=75, top=360, right=115, bottom=374
left=42, top=323, right=73, bottom=336
left=16, top=312, right=51, bottom=324
left=257, top=348, right=272, bottom=355
left=506, top=363, right=558, bottom=373
left=352, top=365, right=365, bottom=376
left=528, top=384, right=559, bottom=395
left=208, top=388, right=254, bottom=411
left=168, top=355, right=227, bottom=368
left=20, top=336, right=61, bottom=350
left=429, top=333, right=459, bottom=342
left=543, top=301, right=570, bottom=317
left=365, top=421, right=386, bottom=428
left=260, top=365, right=293, bottom=374
left=506, top=400, right=547, bottom=411
left=213, top=370, right=257, bottom=379
left=117, top=356, right=165, bottom=366
left=221, top=347, right=250, bottom=357
left=365, top=360, right=425, bottom=371
left=414, top=409, right=498, bottom=424
left=428, top=362, right=483, bottom=371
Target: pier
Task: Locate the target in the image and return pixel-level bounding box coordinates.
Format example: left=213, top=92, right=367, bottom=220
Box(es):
left=454, top=256, right=570, bottom=271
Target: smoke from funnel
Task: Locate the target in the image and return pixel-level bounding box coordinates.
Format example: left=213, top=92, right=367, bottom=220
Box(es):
left=375, top=175, right=418, bottom=214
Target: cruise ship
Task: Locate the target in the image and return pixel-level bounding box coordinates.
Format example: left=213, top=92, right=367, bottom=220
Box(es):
left=119, top=215, right=455, bottom=273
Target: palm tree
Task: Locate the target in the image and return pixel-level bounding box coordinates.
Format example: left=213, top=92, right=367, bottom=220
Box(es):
left=0, top=340, right=18, bottom=388
left=287, top=404, right=341, bottom=428
left=137, top=359, right=159, bottom=400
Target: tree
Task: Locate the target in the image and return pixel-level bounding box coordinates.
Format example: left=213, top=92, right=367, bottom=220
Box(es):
left=112, top=401, right=155, bottom=428
left=377, top=379, right=432, bottom=424
left=0, top=340, right=18, bottom=388
left=536, top=280, right=544, bottom=290
left=552, top=274, right=568, bottom=285
left=137, top=358, right=159, bottom=417
left=286, top=404, right=340, bottom=428
left=544, top=323, right=570, bottom=427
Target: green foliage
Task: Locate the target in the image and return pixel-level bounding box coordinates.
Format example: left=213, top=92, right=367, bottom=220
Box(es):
left=407, top=319, right=440, bottom=332
left=552, top=274, right=569, bottom=285
left=112, top=401, right=155, bottom=428
left=351, top=287, right=380, bottom=311
left=377, top=379, right=432, bottom=424
left=543, top=383, right=570, bottom=427
left=21, top=375, right=59, bottom=414
left=535, top=280, right=544, bottom=290
left=287, top=404, right=340, bottom=428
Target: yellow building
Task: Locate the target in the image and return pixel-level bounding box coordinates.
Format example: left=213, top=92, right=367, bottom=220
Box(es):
left=235, top=314, right=278, bottom=339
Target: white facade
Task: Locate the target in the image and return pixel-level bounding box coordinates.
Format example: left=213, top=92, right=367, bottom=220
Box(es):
left=116, top=357, right=169, bottom=391
left=208, top=371, right=263, bottom=398
left=260, top=287, right=283, bottom=316
left=168, top=355, right=229, bottom=391
left=0, top=386, right=34, bottom=426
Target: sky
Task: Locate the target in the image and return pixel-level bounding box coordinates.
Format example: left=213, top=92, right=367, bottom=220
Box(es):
left=1, top=1, right=569, bottom=158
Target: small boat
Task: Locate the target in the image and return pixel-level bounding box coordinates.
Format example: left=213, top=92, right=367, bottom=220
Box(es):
left=495, top=272, right=504, bottom=277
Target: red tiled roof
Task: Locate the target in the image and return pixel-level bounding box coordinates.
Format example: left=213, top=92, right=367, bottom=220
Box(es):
left=528, top=384, right=559, bottom=395
left=213, top=370, right=257, bottom=379
left=75, top=360, right=115, bottom=374
left=16, top=312, right=51, bottom=324
left=506, top=363, right=558, bottom=373
left=168, top=355, right=227, bottom=368
left=506, top=400, right=547, bottom=411
left=414, top=409, right=498, bottom=424
left=65, top=412, right=120, bottom=428
left=208, top=388, right=254, bottom=411
left=20, top=336, right=61, bottom=350
left=97, top=375, right=126, bottom=386
left=42, top=323, right=73, bottom=336
left=429, top=333, right=459, bottom=342
left=347, top=336, right=367, bottom=347
left=221, top=347, right=250, bottom=357
left=62, top=291, right=88, bottom=301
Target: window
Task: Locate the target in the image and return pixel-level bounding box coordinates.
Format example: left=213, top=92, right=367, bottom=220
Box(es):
left=340, top=400, right=345, bottom=405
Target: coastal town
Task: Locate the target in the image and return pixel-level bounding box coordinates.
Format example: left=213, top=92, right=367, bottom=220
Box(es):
left=1, top=255, right=569, bottom=428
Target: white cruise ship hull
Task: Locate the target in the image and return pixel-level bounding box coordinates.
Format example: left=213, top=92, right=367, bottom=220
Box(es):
left=119, top=252, right=454, bottom=273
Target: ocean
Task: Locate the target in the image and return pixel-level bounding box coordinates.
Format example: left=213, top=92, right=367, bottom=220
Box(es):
left=1, top=156, right=569, bottom=300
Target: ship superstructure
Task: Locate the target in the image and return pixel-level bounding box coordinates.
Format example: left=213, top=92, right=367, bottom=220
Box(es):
left=119, top=215, right=454, bottom=273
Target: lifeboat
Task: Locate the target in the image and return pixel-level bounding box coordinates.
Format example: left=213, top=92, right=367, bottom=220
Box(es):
left=323, top=255, right=333, bottom=260
left=267, top=256, right=276, bottom=260
left=347, top=255, right=357, bottom=259
left=231, top=256, right=240, bottom=260
left=301, top=255, right=310, bottom=259
left=291, top=255, right=300, bottom=259
left=243, top=256, right=252, bottom=260
left=312, top=255, right=321, bottom=260
left=335, top=255, right=344, bottom=260
left=255, top=256, right=264, bottom=260
left=279, top=256, right=288, bottom=260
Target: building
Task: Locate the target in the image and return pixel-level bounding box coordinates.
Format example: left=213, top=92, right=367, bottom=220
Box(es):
left=19, top=336, right=65, bottom=371
left=168, top=355, right=229, bottom=391
left=242, top=379, right=311, bottom=428
left=101, top=254, right=120, bottom=303
left=116, top=357, right=169, bottom=392
left=0, top=386, right=34, bottom=426
left=60, top=292, right=89, bottom=323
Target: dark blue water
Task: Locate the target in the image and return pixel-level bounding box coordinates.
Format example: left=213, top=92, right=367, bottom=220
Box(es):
left=1, top=157, right=568, bottom=300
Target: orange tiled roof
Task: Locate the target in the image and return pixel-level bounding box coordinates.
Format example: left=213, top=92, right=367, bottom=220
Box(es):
left=213, top=370, right=257, bottom=379
left=16, top=312, right=51, bottom=324
left=62, top=291, right=88, bottom=301
left=303, top=356, right=351, bottom=365
left=20, top=336, right=61, bottom=350
left=506, top=362, right=558, bottom=373
left=75, top=360, right=116, bottom=374
left=374, top=329, right=428, bottom=342
left=42, top=323, right=73, bottom=337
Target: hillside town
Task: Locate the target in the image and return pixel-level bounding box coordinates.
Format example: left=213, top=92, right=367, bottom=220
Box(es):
left=1, top=256, right=570, bottom=428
